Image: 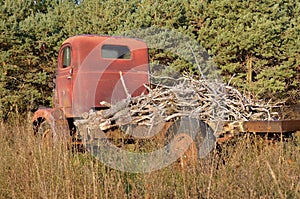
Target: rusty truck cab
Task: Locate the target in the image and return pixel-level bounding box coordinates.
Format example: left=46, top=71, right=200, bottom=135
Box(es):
left=55, top=35, right=149, bottom=118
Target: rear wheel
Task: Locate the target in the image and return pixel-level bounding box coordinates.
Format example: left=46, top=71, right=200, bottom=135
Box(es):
left=165, top=117, right=216, bottom=165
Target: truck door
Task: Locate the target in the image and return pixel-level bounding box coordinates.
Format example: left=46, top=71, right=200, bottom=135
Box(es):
left=56, top=44, right=73, bottom=117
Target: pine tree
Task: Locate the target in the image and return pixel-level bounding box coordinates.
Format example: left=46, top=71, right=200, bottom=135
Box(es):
left=198, top=0, right=300, bottom=103
left=0, top=0, right=76, bottom=120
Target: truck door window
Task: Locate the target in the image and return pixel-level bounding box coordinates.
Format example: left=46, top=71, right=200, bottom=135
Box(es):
left=101, top=45, right=131, bottom=59
left=61, top=46, right=71, bottom=68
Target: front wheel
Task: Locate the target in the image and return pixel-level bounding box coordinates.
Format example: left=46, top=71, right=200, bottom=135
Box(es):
left=33, top=118, right=55, bottom=145
left=32, top=109, right=70, bottom=145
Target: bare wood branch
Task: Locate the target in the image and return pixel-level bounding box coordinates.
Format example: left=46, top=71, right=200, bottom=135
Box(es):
left=79, top=75, right=283, bottom=133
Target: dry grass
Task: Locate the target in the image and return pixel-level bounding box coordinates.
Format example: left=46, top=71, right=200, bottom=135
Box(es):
left=0, top=120, right=299, bottom=199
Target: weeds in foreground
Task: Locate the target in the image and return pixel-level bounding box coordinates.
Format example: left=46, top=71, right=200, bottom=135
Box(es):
left=0, top=121, right=299, bottom=199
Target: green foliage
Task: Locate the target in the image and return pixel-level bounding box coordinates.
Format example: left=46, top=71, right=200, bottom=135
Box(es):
left=198, top=0, right=300, bottom=102
left=0, top=0, right=299, bottom=120
left=0, top=0, right=74, bottom=120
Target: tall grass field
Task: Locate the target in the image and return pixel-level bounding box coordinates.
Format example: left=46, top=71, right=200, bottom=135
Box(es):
left=0, top=119, right=299, bottom=198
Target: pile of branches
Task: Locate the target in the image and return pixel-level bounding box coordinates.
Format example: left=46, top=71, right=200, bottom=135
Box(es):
left=76, top=76, right=283, bottom=131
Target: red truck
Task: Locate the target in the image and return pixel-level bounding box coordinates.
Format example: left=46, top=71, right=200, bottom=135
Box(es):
left=32, top=34, right=300, bottom=149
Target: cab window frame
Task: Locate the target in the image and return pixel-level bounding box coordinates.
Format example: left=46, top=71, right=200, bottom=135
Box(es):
left=60, top=45, right=72, bottom=68
left=101, top=44, right=131, bottom=60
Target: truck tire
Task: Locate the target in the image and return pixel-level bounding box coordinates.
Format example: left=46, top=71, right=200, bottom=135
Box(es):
left=165, top=117, right=216, bottom=163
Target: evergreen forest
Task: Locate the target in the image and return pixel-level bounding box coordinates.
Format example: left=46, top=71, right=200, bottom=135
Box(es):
left=1, top=0, right=299, bottom=120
